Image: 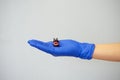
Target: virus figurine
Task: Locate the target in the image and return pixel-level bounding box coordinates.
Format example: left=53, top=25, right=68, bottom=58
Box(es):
left=53, top=38, right=59, bottom=47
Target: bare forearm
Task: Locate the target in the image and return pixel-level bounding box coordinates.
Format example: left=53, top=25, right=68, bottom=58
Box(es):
left=93, top=43, right=120, bottom=61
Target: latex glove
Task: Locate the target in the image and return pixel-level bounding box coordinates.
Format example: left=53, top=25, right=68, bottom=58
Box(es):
left=28, top=39, right=95, bottom=60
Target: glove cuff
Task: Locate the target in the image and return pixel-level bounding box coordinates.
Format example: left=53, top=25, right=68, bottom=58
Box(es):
left=78, top=43, right=95, bottom=60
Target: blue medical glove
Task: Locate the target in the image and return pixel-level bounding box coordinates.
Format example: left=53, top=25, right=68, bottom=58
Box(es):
left=28, top=39, right=95, bottom=60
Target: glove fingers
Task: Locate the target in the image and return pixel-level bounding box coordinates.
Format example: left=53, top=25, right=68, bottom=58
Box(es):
left=28, top=39, right=54, bottom=54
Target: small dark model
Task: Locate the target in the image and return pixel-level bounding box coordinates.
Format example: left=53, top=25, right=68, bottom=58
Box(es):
left=53, top=38, right=59, bottom=47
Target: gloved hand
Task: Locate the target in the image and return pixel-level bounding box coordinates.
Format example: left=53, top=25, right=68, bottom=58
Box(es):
left=28, top=39, right=95, bottom=60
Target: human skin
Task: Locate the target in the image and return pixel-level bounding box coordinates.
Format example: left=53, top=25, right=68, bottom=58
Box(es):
left=93, top=43, right=120, bottom=61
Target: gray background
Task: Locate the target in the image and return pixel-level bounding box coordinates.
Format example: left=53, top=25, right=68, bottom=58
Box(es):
left=0, top=0, right=120, bottom=80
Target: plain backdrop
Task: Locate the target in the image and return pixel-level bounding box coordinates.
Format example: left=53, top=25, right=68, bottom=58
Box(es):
left=0, top=0, right=120, bottom=80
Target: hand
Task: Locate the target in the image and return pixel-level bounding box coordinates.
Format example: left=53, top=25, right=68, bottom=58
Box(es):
left=28, top=39, right=95, bottom=60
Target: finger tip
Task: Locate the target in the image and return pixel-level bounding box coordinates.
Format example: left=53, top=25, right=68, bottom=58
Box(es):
left=27, top=39, right=41, bottom=47
left=27, top=40, right=31, bottom=43
left=27, top=40, right=34, bottom=45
